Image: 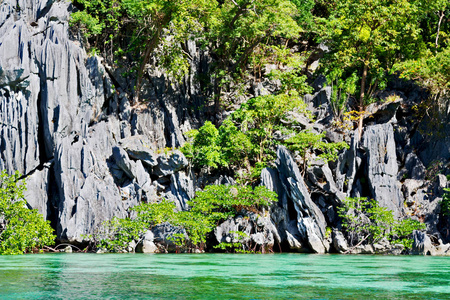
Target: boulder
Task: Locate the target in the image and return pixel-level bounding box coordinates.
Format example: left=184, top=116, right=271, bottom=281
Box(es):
left=136, top=231, right=159, bottom=253
left=332, top=230, right=348, bottom=253
left=214, top=213, right=280, bottom=252
left=120, top=135, right=158, bottom=167
left=153, top=150, right=188, bottom=177
left=152, top=222, right=187, bottom=252
left=411, top=230, right=434, bottom=255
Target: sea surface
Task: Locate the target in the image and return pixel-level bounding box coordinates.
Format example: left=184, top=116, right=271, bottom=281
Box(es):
left=0, top=253, right=449, bottom=299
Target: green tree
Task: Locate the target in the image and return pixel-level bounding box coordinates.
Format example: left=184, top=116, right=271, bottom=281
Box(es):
left=417, top=0, right=449, bottom=49
left=231, top=92, right=307, bottom=162
left=285, top=130, right=349, bottom=171
left=394, top=46, right=450, bottom=103
left=319, top=0, right=424, bottom=137
left=0, top=171, right=55, bottom=255
left=338, top=197, right=426, bottom=248
left=181, top=121, right=227, bottom=170
left=206, top=0, right=301, bottom=111
left=71, top=0, right=214, bottom=102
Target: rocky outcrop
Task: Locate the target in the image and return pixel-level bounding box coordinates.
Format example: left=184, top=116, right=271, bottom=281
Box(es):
left=262, top=146, right=329, bottom=253
left=214, top=212, right=280, bottom=253
left=362, top=123, right=404, bottom=218
left=411, top=230, right=450, bottom=256
left=0, top=0, right=200, bottom=243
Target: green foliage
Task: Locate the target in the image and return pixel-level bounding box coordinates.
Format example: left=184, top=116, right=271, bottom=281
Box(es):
left=181, top=185, right=277, bottom=247
left=70, top=10, right=105, bottom=37
left=95, top=216, right=145, bottom=252
left=214, top=230, right=252, bottom=253
left=329, top=72, right=358, bottom=120
left=266, top=47, right=313, bottom=95
left=285, top=130, right=349, bottom=164
left=207, top=0, right=301, bottom=75
left=232, top=93, right=307, bottom=162
left=442, top=188, right=450, bottom=217
left=181, top=121, right=226, bottom=169
left=393, top=218, right=427, bottom=249
left=394, top=46, right=450, bottom=102
left=338, top=197, right=425, bottom=248
left=0, top=171, right=55, bottom=255
left=319, top=0, right=424, bottom=110
left=218, top=119, right=253, bottom=168
left=93, top=185, right=277, bottom=252
left=189, top=185, right=277, bottom=216
left=71, top=0, right=303, bottom=103
left=93, top=199, right=176, bottom=252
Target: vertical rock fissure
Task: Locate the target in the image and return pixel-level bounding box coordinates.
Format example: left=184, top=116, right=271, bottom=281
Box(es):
left=36, top=91, right=52, bottom=165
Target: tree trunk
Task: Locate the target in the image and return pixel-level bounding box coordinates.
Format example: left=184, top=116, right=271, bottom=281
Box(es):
left=134, top=29, right=162, bottom=105
left=133, top=11, right=173, bottom=104
left=435, top=11, right=445, bottom=48
left=357, top=62, right=369, bottom=141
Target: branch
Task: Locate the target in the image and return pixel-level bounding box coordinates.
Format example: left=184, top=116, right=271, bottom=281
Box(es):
left=343, top=234, right=370, bottom=254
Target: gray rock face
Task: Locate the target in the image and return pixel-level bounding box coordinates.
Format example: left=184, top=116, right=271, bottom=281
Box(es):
left=305, top=86, right=334, bottom=125
left=362, top=123, right=404, bottom=218
left=335, top=131, right=360, bottom=197
left=214, top=213, right=280, bottom=252
left=0, top=0, right=201, bottom=243
left=412, top=230, right=434, bottom=255
left=403, top=153, right=426, bottom=180
left=152, top=222, right=187, bottom=252
left=119, top=135, right=158, bottom=167
left=307, top=164, right=346, bottom=205
left=332, top=230, right=348, bottom=253
left=261, top=146, right=329, bottom=253
left=165, top=171, right=195, bottom=211
left=153, top=150, right=188, bottom=177
left=410, top=231, right=450, bottom=256
left=278, top=146, right=329, bottom=253
left=24, top=167, right=50, bottom=218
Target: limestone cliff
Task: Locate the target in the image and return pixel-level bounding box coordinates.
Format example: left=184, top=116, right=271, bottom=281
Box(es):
left=1, top=0, right=449, bottom=253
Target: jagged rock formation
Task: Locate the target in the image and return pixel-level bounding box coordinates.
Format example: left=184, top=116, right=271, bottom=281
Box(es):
left=261, top=146, right=329, bottom=253
left=0, top=0, right=199, bottom=243
left=362, top=123, right=404, bottom=218
left=1, top=0, right=449, bottom=252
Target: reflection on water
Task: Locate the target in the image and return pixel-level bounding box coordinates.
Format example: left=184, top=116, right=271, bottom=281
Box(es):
left=0, top=253, right=449, bottom=299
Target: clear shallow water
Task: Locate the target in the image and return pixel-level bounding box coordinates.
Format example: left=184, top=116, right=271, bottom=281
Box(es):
left=0, top=253, right=449, bottom=299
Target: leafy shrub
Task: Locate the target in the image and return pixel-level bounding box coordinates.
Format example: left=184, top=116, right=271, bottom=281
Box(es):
left=284, top=130, right=349, bottom=165
left=181, top=120, right=253, bottom=171
left=0, top=171, right=55, bottom=255
left=214, top=230, right=252, bottom=253
left=338, top=197, right=425, bottom=249
left=92, top=199, right=177, bottom=252
left=92, top=185, right=277, bottom=252
left=442, top=188, right=450, bottom=217
left=176, top=184, right=277, bottom=249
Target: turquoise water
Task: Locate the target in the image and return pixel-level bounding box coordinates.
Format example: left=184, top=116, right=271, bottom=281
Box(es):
left=0, top=253, right=449, bottom=299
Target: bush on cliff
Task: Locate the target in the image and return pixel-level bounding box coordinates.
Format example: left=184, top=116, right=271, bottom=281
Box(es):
left=91, top=184, right=277, bottom=252
left=338, top=197, right=426, bottom=249
left=0, top=171, right=55, bottom=255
